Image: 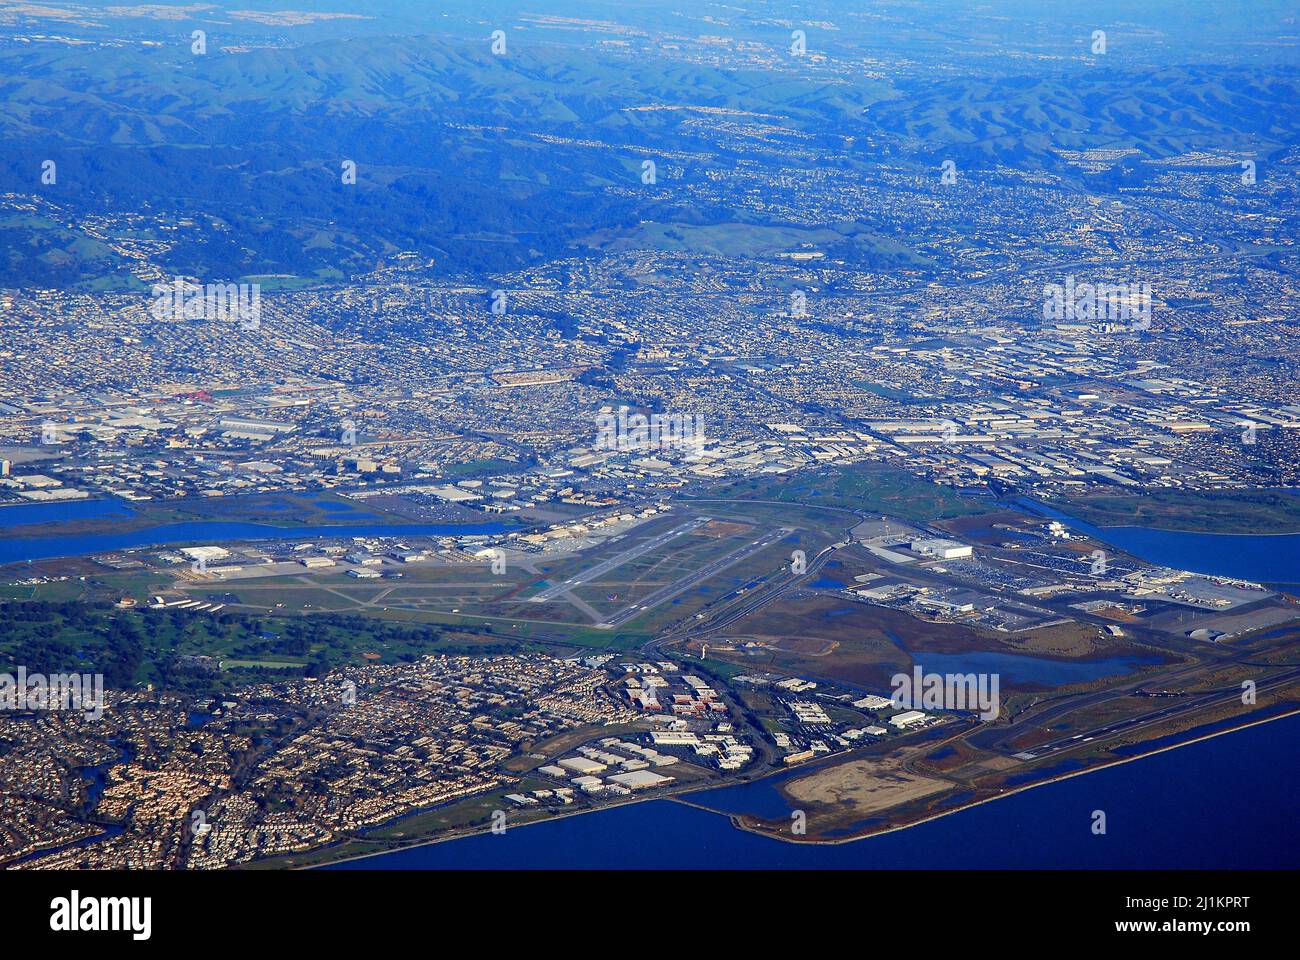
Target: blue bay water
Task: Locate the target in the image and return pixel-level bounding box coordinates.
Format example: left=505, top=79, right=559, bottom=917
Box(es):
left=0, top=511, right=510, bottom=564
left=0, top=497, right=137, bottom=527
left=322, top=504, right=1300, bottom=868
left=6, top=494, right=1298, bottom=867
left=1020, top=498, right=1300, bottom=584
left=906, top=650, right=1162, bottom=686
left=0, top=495, right=512, bottom=564
left=323, top=712, right=1300, bottom=869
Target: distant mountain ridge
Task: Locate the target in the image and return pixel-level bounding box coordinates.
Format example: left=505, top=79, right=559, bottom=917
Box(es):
left=0, top=33, right=1294, bottom=288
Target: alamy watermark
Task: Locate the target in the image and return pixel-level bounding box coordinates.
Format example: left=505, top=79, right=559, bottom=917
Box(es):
left=50, top=890, right=150, bottom=940
left=1, top=667, right=104, bottom=720
left=891, top=665, right=1000, bottom=721
left=1043, top=276, right=1151, bottom=330
left=150, top=278, right=261, bottom=329
left=595, top=409, right=705, bottom=455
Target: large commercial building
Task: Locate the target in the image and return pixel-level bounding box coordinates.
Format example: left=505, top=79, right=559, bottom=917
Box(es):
left=557, top=756, right=606, bottom=775
left=607, top=770, right=674, bottom=790
left=890, top=710, right=929, bottom=729
left=910, top=538, right=973, bottom=560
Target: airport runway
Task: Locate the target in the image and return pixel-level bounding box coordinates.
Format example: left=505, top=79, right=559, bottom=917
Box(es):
left=999, top=667, right=1300, bottom=760
left=526, top=516, right=711, bottom=603
left=597, top=526, right=794, bottom=628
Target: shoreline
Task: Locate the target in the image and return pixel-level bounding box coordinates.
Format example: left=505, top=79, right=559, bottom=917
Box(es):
left=1027, top=495, right=1300, bottom=539
left=723, top=707, right=1300, bottom=847
left=0, top=518, right=517, bottom=568
left=291, top=707, right=1300, bottom=869
left=1082, top=524, right=1300, bottom=539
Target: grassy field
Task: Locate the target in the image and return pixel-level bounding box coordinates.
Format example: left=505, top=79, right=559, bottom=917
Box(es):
left=0, top=597, right=524, bottom=693
left=220, top=658, right=306, bottom=669
left=135, top=490, right=412, bottom=526
left=1051, top=489, right=1300, bottom=534
left=0, top=578, right=90, bottom=602
left=439, top=457, right=522, bottom=478
left=699, top=462, right=995, bottom=521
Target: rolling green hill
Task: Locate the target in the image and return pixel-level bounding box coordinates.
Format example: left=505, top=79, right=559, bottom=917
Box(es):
left=0, top=32, right=1293, bottom=287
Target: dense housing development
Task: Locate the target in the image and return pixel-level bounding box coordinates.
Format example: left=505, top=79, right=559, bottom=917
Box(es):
left=0, top=0, right=1296, bottom=882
